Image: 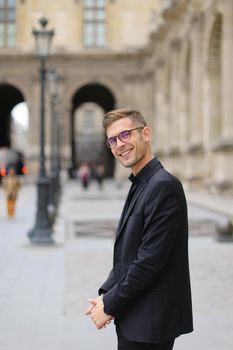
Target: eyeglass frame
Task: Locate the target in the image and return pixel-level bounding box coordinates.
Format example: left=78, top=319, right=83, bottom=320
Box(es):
left=105, top=126, right=145, bottom=149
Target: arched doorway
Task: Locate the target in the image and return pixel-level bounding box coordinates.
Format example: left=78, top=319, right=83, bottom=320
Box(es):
left=0, top=83, right=25, bottom=148
left=71, top=83, right=116, bottom=177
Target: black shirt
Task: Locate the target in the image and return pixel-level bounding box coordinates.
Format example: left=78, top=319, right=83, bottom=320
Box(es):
left=124, top=158, right=156, bottom=215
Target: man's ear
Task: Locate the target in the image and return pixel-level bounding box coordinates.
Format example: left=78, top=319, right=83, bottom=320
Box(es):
left=143, top=127, right=151, bottom=142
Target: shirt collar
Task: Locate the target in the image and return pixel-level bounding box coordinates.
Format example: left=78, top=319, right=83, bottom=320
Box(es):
left=128, top=158, right=162, bottom=183
left=128, top=173, right=139, bottom=184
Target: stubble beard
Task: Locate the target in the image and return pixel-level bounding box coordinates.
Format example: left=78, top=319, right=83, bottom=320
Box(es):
left=118, top=151, right=145, bottom=169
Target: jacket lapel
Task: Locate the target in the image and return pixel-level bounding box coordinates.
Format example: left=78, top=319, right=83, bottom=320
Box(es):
left=115, top=180, right=147, bottom=242
left=115, top=184, right=133, bottom=233
left=114, top=158, right=163, bottom=243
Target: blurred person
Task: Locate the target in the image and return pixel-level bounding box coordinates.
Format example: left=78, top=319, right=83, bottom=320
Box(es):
left=85, top=109, right=193, bottom=350
left=95, top=163, right=105, bottom=190
left=77, top=161, right=91, bottom=189
left=67, top=160, right=75, bottom=180
left=3, top=167, right=21, bottom=218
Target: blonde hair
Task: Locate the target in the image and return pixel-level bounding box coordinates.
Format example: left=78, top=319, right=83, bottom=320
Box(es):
left=103, top=109, right=147, bottom=132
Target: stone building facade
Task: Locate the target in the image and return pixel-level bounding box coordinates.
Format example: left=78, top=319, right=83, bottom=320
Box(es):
left=0, top=0, right=232, bottom=191
left=0, top=0, right=159, bottom=177
left=148, top=0, right=233, bottom=192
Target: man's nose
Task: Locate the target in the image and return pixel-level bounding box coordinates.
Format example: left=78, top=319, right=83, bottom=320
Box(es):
left=115, top=137, right=126, bottom=147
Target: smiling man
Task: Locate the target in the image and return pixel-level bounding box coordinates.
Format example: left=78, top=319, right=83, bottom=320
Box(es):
left=85, top=109, right=193, bottom=350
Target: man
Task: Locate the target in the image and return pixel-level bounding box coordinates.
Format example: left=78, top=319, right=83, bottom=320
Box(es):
left=85, top=109, right=193, bottom=349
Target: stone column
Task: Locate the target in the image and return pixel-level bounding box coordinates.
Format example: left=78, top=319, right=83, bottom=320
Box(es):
left=189, top=14, right=204, bottom=151
left=154, top=59, right=165, bottom=153
left=221, top=0, right=233, bottom=143
left=210, top=0, right=233, bottom=192
left=163, top=64, right=172, bottom=156
left=26, top=71, right=40, bottom=175
left=141, top=71, right=155, bottom=129
left=169, top=39, right=181, bottom=153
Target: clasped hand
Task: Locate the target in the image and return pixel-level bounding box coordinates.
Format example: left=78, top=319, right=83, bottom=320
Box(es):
left=85, top=296, right=113, bottom=330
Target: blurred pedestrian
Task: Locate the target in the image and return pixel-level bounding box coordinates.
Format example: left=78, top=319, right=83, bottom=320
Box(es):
left=77, top=162, right=91, bottom=189
left=95, top=163, right=105, bottom=190
left=67, top=160, right=75, bottom=179
left=3, top=167, right=21, bottom=218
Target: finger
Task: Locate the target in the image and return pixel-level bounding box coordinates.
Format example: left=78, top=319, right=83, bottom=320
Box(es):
left=88, top=298, right=98, bottom=305
left=85, top=298, right=98, bottom=315
left=99, top=324, right=106, bottom=329
left=90, top=309, right=97, bottom=317
left=84, top=306, right=93, bottom=315
left=96, top=320, right=107, bottom=329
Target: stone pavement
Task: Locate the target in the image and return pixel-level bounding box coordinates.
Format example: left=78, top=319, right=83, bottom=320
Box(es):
left=0, top=179, right=233, bottom=350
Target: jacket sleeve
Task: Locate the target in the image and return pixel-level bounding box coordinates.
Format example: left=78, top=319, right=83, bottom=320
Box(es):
left=98, top=268, right=115, bottom=296
left=103, top=180, right=185, bottom=317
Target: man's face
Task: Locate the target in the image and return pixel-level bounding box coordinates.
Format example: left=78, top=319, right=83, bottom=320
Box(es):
left=106, top=117, right=151, bottom=174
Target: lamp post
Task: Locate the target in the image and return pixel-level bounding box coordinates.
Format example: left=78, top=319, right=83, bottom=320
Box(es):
left=28, top=17, right=54, bottom=244
left=47, top=68, right=61, bottom=213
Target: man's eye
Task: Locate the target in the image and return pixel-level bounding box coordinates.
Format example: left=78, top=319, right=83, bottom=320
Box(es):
left=109, top=138, right=116, bottom=144
left=120, top=131, right=130, bottom=139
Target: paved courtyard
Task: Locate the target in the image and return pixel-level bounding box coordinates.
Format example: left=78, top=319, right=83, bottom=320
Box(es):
left=0, top=179, right=233, bottom=349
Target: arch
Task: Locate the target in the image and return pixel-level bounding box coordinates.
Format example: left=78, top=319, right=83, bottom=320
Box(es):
left=70, top=82, right=116, bottom=177
left=63, top=76, right=123, bottom=112
left=0, top=78, right=30, bottom=103
left=0, top=83, right=24, bottom=147
left=72, top=83, right=116, bottom=112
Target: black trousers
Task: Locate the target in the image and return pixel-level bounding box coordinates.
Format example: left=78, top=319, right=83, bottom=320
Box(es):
left=116, top=325, right=175, bottom=350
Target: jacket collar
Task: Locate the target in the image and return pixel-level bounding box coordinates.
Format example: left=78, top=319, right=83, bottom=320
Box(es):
left=115, top=158, right=163, bottom=242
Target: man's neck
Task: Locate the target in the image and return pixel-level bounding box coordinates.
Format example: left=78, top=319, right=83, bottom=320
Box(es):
left=131, top=153, right=154, bottom=175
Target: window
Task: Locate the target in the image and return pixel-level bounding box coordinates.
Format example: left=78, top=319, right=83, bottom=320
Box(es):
left=83, top=0, right=106, bottom=48
left=0, top=0, right=16, bottom=48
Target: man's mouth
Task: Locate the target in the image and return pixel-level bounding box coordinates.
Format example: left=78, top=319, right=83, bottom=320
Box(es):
left=119, top=149, right=132, bottom=157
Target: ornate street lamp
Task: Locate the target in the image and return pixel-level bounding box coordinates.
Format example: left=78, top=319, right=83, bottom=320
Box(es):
left=47, top=68, right=61, bottom=214
left=28, top=17, right=54, bottom=244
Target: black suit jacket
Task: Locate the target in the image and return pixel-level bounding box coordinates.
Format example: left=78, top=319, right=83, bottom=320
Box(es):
left=99, top=158, right=193, bottom=343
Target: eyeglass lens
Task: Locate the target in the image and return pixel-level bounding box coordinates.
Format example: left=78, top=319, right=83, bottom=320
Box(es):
left=106, top=127, right=144, bottom=148
left=118, top=130, right=131, bottom=142
left=107, top=130, right=130, bottom=148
